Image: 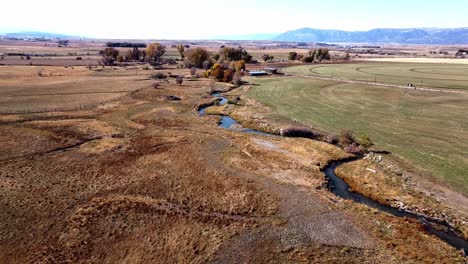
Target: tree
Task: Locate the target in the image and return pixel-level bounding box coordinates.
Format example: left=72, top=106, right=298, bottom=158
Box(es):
left=223, top=68, right=234, bottom=83
left=219, top=47, right=252, bottom=63
left=233, top=70, right=242, bottom=87
left=126, top=47, right=140, bottom=61
left=303, top=50, right=316, bottom=63
left=99, top=47, right=119, bottom=66
left=234, top=60, right=246, bottom=71
left=202, top=60, right=211, bottom=70
left=117, top=55, right=124, bottom=64
left=288, top=51, right=298, bottom=61
left=176, top=44, right=185, bottom=59
left=209, top=63, right=224, bottom=81
left=146, top=43, right=166, bottom=66
left=186, top=48, right=210, bottom=68
left=262, top=54, right=274, bottom=62
left=317, top=48, right=330, bottom=61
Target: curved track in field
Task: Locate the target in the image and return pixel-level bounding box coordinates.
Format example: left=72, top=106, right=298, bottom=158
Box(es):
left=285, top=63, right=468, bottom=90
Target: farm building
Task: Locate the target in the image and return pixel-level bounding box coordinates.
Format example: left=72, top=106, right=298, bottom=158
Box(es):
left=264, top=67, right=278, bottom=74
left=249, top=70, right=269, bottom=76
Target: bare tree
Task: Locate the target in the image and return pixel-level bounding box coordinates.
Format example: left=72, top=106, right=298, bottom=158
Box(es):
left=190, top=67, right=197, bottom=77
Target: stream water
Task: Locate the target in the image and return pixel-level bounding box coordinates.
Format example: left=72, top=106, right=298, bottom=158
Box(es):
left=198, top=92, right=468, bottom=253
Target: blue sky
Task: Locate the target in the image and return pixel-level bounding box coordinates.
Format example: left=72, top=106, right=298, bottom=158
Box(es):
left=0, top=0, right=467, bottom=39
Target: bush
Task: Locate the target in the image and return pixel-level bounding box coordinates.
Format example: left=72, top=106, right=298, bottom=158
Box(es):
left=151, top=72, right=167, bottom=79
left=281, top=125, right=316, bottom=138
left=339, top=130, right=355, bottom=147
left=344, top=142, right=360, bottom=154
left=303, top=56, right=314, bottom=63
left=176, top=76, right=183, bottom=85
left=76, top=56, right=82, bottom=60
left=357, top=134, right=373, bottom=151
left=326, top=134, right=339, bottom=144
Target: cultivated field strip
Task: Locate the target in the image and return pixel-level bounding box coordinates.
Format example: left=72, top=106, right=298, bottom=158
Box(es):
left=248, top=74, right=468, bottom=193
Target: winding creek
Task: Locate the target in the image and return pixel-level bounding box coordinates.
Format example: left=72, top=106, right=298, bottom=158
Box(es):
left=198, top=92, right=468, bottom=253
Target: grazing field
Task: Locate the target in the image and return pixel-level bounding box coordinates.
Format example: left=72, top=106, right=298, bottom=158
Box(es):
left=284, top=63, right=468, bottom=90
left=0, top=66, right=154, bottom=113
left=247, top=75, right=468, bottom=194
left=364, top=58, right=468, bottom=64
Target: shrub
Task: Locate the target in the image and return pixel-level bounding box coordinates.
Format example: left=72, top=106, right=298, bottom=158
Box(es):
left=339, top=130, right=355, bottom=147
left=151, top=72, right=167, bottom=79
left=344, top=142, right=360, bottom=154
left=76, top=56, right=82, bottom=60
left=281, top=125, right=316, bottom=138
left=176, top=76, right=183, bottom=85
left=357, top=134, right=373, bottom=151
left=303, top=56, right=314, bottom=63
left=326, top=133, right=339, bottom=144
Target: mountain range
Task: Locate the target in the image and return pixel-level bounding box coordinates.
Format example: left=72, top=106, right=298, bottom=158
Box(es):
left=2, top=28, right=468, bottom=44
left=273, top=28, right=468, bottom=44
left=1, top=31, right=83, bottom=39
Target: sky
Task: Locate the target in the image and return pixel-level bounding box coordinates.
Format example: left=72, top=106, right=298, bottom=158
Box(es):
left=1, top=0, right=467, bottom=39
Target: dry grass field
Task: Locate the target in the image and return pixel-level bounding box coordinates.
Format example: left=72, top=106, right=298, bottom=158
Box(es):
left=0, top=40, right=467, bottom=263
left=0, top=66, right=154, bottom=113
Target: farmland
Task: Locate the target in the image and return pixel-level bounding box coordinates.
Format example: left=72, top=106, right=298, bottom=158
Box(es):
left=284, top=63, right=468, bottom=90
left=1, top=37, right=468, bottom=262
left=248, top=63, right=468, bottom=194
left=0, top=66, right=152, bottom=113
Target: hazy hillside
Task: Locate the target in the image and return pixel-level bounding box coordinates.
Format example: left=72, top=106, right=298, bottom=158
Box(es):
left=274, top=27, right=468, bottom=44
left=2, top=31, right=83, bottom=39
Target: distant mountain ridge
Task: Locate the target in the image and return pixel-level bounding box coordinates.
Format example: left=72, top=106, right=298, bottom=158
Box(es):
left=1, top=31, right=83, bottom=39
left=274, top=27, right=468, bottom=44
